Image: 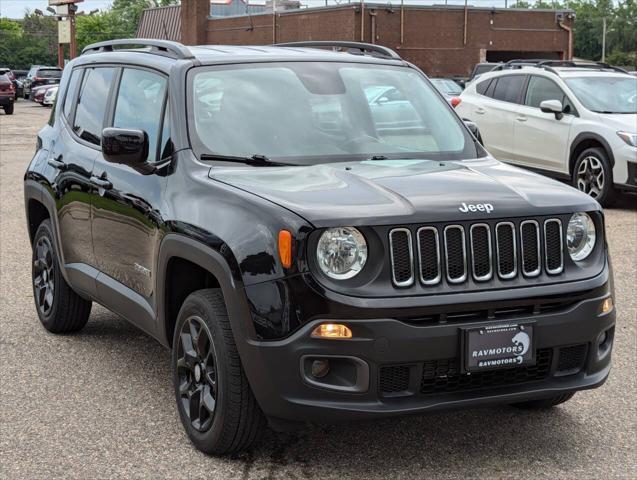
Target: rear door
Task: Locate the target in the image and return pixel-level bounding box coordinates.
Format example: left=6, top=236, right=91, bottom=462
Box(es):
left=513, top=75, right=575, bottom=174
left=91, top=66, right=169, bottom=301
left=470, top=74, right=526, bottom=160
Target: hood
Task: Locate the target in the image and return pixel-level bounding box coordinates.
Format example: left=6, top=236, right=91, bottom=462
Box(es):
left=596, top=113, right=637, bottom=131
left=209, top=157, right=599, bottom=227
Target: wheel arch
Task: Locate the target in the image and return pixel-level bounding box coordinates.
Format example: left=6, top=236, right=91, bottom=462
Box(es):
left=156, top=234, right=255, bottom=350
left=569, top=133, right=615, bottom=175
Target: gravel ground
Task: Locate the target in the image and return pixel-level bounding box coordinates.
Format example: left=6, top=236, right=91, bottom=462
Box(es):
left=1, top=102, right=636, bottom=479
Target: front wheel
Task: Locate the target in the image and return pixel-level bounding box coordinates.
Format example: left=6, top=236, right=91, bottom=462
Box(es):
left=172, top=289, right=266, bottom=455
left=572, top=147, right=617, bottom=207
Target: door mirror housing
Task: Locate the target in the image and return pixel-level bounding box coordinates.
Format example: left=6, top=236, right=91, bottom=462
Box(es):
left=540, top=99, right=564, bottom=120
left=102, top=128, right=153, bottom=173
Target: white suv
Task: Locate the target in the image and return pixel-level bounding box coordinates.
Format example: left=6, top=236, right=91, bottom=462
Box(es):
left=457, top=61, right=637, bottom=206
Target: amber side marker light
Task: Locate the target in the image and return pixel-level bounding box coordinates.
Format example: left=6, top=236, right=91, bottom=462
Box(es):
left=601, top=297, right=614, bottom=314
left=278, top=230, right=292, bottom=268
left=311, top=323, right=353, bottom=339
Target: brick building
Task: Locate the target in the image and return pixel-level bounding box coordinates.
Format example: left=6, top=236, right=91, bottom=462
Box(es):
left=138, top=0, right=574, bottom=77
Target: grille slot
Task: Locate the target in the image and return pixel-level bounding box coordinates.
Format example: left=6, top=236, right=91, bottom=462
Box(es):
left=379, top=365, right=411, bottom=394
left=495, top=222, right=517, bottom=279
left=470, top=224, right=492, bottom=281
left=520, top=220, right=541, bottom=277
left=417, top=227, right=441, bottom=285
left=420, top=349, right=552, bottom=395
left=544, top=219, right=564, bottom=274
left=389, top=228, right=414, bottom=287
left=444, top=225, right=467, bottom=283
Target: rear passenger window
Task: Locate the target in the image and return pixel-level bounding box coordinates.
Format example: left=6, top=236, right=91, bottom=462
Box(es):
left=476, top=78, right=492, bottom=95
left=63, top=69, right=82, bottom=118
left=492, top=75, right=526, bottom=104
left=73, top=67, right=116, bottom=145
left=113, top=68, right=167, bottom=162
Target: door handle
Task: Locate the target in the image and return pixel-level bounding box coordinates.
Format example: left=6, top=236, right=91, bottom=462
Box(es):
left=90, top=175, right=112, bottom=190
left=516, top=116, right=527, bottom=122
left=475, top=108, right=486, bottom=115
left=47, top=155, right=67, bottom=170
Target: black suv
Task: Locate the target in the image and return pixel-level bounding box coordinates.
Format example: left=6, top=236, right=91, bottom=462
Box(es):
left=24, top=39, right=615, bottom=455
left=23, top=65, right=62, bottom=99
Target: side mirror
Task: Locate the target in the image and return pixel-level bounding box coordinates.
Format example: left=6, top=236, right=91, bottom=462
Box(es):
left=463, top=119, right=483, bottom=145
left=540, top=99, right=564, bottom=120
left=102, top=128, right=152, bottom=172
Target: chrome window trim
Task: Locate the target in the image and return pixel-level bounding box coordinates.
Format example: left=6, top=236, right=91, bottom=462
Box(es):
left=389, top=228, right=415, bottom=287
left=417, top=226, right=441, bottom=285
left=544, top=219, right=564, bottom=275
left=443, top=225, right=467, bottom=284
left=520, top=220, right=541, bottom=277
left=495, top=222, right=518, bottom=279
left=470, top=223, right=493, bottom=282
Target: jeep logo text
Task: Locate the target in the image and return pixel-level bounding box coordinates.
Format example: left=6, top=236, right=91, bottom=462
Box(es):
left=459, top=202, right=494, bottom=213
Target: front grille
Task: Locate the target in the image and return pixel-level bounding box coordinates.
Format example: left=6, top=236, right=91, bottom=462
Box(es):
left=389, top=217, right=564, bottom=288
left=420, top=348, right=552, bottom=395
left=556, top=344, right=588, bottom=375
left=379, top=365, right=411, bottom=393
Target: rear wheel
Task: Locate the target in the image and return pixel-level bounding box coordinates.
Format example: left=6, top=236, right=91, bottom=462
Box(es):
left=511, top=392, right=575, bottom=409
left=3, top=104, right=14, bottom=115
left=172, top=289, right=266, bottom=455
left=572, top=147, right=617, bottom=207
left=31, top=220, right=92, bottom=333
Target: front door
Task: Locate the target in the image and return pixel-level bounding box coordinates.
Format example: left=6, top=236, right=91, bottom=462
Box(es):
left=91, top=67, right=169, bottom=299
left=513, top=75, right=575, bottom=174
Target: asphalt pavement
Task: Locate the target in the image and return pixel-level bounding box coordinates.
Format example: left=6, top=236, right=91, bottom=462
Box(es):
left=1, top=102, right=636, bottom=479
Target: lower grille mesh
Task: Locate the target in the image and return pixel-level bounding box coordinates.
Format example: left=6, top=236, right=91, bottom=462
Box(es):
left=556, top=344, right=587, bottom=374
left=379, top=365, right=411, bottom=393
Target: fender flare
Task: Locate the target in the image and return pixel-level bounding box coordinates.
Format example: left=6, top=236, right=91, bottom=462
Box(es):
left=155, top=234, right=257, bottom=349
left=570, top=132, right=615, bottom=174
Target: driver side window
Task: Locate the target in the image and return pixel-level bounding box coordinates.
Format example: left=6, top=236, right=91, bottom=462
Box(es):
left=525, top=76, right=575, bottom=114
left=113, top=68, right=167, bottom=163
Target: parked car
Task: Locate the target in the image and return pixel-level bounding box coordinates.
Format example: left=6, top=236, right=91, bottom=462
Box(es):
left=457, top=60, right=637, bottom=206
left=0, top=67, right=20, bottom=100
left=11, top=69, right=28, bottom=98
left=468, top=62, right=501, bottom=82
left=42, top=86, right=59, bottom=107
left=25, top=40, right=615, bottom=455
left=23, top=66, right=62, bottom=99
left=0, top=74, right=15, bottom=114
left=32, top=84, right=58, bottom=105
left=431, top=77, right=464, bottom=106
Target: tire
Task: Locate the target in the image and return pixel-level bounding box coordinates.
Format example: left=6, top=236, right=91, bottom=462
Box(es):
left=172, top=289, right=266, bottom=455
left=3, top=104, right=13, bottom=115
left=511, top=392, right=575, bottom=409
left=31, top=219, right=92, bottom=333
left=572, top=147, right=617, bottom=207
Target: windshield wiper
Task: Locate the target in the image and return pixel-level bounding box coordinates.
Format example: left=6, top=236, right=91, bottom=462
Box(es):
left=200, top=153, right=293, bottom=167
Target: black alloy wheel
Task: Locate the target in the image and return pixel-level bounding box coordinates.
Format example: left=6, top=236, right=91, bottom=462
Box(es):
left=33, top=235, right=55, bottom=316
left=176, top=315, right=218, bottom=432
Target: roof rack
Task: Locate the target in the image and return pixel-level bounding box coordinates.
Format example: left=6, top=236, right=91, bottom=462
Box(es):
left=491, top=58, right=628, bottom=74
left=82, top=38, right=194, bottom=60
left=273, top=41, right=402, bottom=60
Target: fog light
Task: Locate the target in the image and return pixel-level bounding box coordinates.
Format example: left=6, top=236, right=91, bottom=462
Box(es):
left=601, top=297, right=613, bottom=314
left=311, top=323, right=352, bottom=339
left=311, top=359, right=330, bottom=378
left=598, top=331, right=608, bottom=347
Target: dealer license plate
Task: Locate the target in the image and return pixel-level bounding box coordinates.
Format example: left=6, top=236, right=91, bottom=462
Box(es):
left=464, top=323, right=534, bottom=372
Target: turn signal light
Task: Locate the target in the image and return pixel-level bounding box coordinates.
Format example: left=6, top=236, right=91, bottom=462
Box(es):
left=278, top=230, right=292, bottom=269
left=601, top=297, right=613, bottom=314
left=311, top=323, right=353, bottom=339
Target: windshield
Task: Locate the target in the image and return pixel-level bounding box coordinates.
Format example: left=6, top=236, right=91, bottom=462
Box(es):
left=189, top=62, right=477, bottom=164
left=565, top=76, right=637, bottom=114
left=431, top=79, right=463, bottom=96
left=39, top=69, right=62, bottom=78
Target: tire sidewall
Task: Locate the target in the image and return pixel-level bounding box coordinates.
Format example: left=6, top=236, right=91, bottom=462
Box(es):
left=32, top=220, right=62, bottom=329
left=572, top=147, right=615, bottom=206
left=171, top=296, right=230, bottom=451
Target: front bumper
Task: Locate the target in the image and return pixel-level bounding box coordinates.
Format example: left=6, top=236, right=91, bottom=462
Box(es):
left=240, top=280, right=615, bottom=424
left=613, top=143, right=637, bottom=190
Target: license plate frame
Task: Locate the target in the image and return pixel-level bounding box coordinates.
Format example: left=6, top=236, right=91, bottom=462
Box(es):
left=462, top=322, right=535, bottom=373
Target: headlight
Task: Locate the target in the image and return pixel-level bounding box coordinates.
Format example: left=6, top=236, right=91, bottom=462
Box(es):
left=617, top=131, right=637, bottom=147
left=316, top=227, right=368, bottom=280
left=566, top=212, right=596, bottom=262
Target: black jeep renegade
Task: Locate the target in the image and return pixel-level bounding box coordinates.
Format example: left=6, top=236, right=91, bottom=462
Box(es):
left=24, top=39, right=615, bottom=455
